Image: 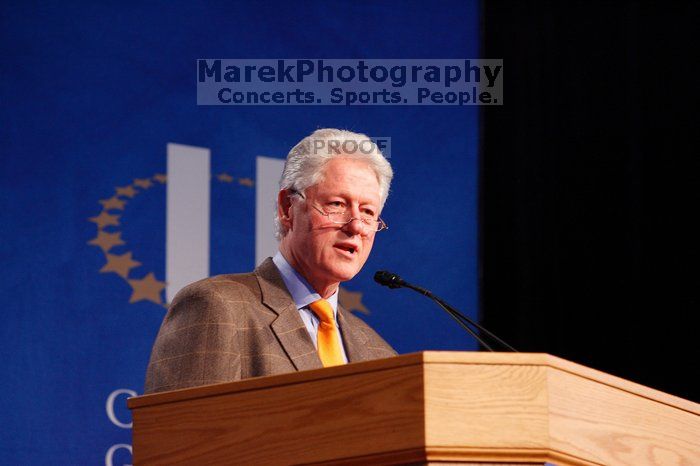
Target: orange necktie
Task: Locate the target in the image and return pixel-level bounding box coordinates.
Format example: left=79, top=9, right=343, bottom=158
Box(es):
left=308, top=299, right=345, bottom=367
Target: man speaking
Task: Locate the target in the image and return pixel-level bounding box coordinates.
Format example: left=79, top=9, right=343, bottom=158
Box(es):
left=144, top=129, right=396, bottom=393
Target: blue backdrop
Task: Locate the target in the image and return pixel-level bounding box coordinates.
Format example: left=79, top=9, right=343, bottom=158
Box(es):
left=0, top=1, right=480, bottom=463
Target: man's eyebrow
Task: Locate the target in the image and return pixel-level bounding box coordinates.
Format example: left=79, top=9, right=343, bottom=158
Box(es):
left=322, top=192, right=378, bottom=204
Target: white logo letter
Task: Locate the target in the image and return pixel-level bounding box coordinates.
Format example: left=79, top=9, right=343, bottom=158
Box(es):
left=105, top=443, right=132, bottom=466
left=106, top=389, right=137, bottom=429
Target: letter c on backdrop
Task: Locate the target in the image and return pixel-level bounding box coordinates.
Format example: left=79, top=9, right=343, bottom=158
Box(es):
left=105, top=443, right=132, bottom=466
left=106, top=388, right=138, bottom=429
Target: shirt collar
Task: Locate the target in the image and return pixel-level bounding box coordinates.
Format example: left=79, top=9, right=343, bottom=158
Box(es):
left=272, top=251, right=339, bottom=314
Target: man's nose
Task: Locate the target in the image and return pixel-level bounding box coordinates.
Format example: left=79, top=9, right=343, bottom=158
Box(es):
left=344, top=206, right=366, bottom=234
left=342, top=217, right=365, bottom=236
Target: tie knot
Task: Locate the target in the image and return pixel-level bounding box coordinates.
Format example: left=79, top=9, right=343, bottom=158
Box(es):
left=309, top=299, right=335, bottom=324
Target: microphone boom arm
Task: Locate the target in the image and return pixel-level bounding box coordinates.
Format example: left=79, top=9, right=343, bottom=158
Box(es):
left=375, top=271, right=518, bottom=352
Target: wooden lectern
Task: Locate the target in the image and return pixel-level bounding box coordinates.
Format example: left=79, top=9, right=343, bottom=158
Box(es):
left=128, top=352, right=699, bottom=465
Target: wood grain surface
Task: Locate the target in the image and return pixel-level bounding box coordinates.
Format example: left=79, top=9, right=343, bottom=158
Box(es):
left=132, top=363, right=426, bottom=465
left=129, top=352, right=700, bottom=465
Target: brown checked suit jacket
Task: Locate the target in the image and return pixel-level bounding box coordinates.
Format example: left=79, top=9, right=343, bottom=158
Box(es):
left=144, top=258, right=397, bottom=394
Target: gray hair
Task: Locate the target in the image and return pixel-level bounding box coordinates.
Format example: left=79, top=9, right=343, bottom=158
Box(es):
left=274, top=128, right=393, bottom=240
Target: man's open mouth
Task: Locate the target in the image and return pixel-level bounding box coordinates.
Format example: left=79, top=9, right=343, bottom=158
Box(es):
left=335, top=244, right=357, bottom=255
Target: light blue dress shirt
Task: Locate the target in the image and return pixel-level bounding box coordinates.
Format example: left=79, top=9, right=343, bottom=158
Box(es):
left=272, top=251, right=349, bottom=363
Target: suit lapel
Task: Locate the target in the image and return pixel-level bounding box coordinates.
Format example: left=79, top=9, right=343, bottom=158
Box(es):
left=337, top=306, right=371, bottom=363
left=256, top=259, right=323, bottom=372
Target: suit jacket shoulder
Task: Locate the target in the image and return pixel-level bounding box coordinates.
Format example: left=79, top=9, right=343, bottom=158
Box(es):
left=144, top=258, right=397, bottom=394
left=143, top=271, right=271, bottom=393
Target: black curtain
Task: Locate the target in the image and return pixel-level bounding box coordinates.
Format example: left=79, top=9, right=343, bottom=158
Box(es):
left=480, top=1, right=698, bottom=401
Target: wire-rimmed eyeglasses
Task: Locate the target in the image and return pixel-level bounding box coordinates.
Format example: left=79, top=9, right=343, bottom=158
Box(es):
left=291, top=190, right=388, bottom=232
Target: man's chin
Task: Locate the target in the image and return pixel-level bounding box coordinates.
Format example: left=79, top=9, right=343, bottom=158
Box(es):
left=326, top=265, right=362, bottom=284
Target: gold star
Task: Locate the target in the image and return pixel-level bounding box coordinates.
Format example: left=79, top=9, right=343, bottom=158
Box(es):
left=217, top=172, right=233, bottom=183
left=88, top=211, right=121, bottom=229
left=153, top=173, right=167, bottom=184
left=133, top=178, right=153, bottom=189
left=127, top=272, right=166, bottom=305
left=339, top=287, right=370, bottom=315
left=238, top=177, right=254, bottom=187
left=87, top=231, right=125, bottom=253
left=116, top=185, right=138, bottom=198
left=99, top=196, right=126, bottom=211
left=100, top=251, right=142, bottom=278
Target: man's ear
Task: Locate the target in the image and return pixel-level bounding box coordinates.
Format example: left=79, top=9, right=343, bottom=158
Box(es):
left=277, top=189, right=293, bottom=229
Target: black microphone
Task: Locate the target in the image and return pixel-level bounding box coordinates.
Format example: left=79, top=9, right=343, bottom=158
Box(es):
left=373, top=270, right=406, bottom=289
left=374, top=270, right=517, bottom=352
